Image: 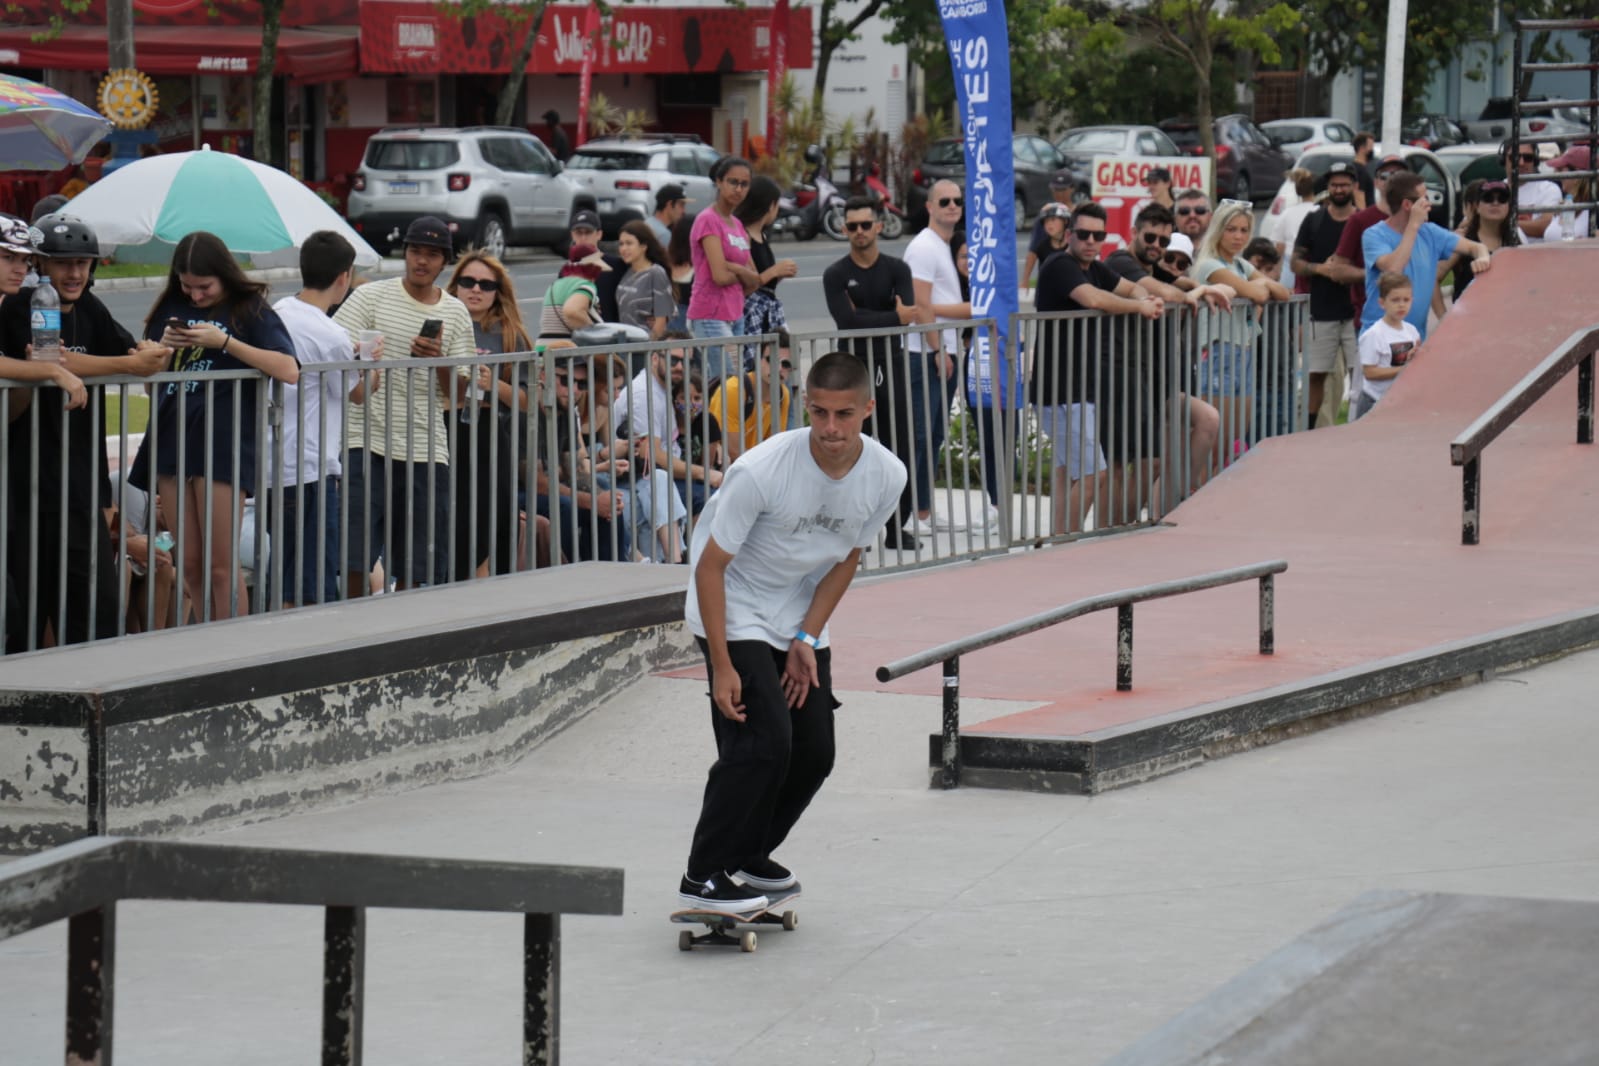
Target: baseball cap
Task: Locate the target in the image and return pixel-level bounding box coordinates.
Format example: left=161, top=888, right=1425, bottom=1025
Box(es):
left=1146, top=167, right=1172, bottom=184
left=1374, top=153, right=1407, bottom=173
left=655, top=183, right=687, bottom=210
left=402, top=215, right=453, bottom=258
left=1326, top=162, right=1358, bottom=179
left=1167, top=233, right=1195, bottom=259
left=570, top=209, right=602, bottom=232
left=1549, top=144, right=1592, bottom=171
left=1040, top=202, right=1070, bottom=220
left=0, top=214, right=35, bottom=256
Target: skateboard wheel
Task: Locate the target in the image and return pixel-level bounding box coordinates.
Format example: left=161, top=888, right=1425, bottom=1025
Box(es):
left=678, top=930, right=693, bottom=952
left=740, top=930, right=757, bottom=953
left=782, top=911, right=798, bottom=931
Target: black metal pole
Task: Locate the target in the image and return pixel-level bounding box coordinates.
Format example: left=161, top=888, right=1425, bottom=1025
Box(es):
left=1577, top=352, right=1593, bottom=445
left=939, top=655, right=961, bottom=789
left=1116, top=603, right=1134, bottom=691
left=86, top=704, right=106, bottom=838
left=66, top=905, right=116, bottom=1066
left=524, top=912, right=560, bottom=1066
left=1259, top=574, right=1275, bottom=655
left=1462, top=455, right=1480, bottom=545
left=322, top=905, right=365, bottom=1066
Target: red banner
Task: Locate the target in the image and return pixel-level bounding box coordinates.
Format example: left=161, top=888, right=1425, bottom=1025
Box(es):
left=358, top=2, right=814, bottom=76
left=575, top=2, right=601, bottom=148
left=767, top=0, right=788, bottom=150
left=0, top=0, right=359, bottom=26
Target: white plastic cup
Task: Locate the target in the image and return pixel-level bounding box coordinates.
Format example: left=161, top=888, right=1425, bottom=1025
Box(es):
left=358, top=330, right=382, bottom=359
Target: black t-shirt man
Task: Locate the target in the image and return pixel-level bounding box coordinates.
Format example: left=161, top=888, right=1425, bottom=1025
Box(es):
left=1294, top=207, right=1355, bottom=322
left=1031, top=251, right=1124, bottom=406
left=1, top=286, right=134, bottom=646
left=822, top=251, right=915, bottom=380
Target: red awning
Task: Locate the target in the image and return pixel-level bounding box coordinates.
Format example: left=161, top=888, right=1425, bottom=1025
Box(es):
left=0, top=25, right=359, bottom=82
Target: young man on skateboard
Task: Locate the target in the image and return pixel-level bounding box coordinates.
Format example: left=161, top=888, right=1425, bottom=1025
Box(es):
left=678, top=352, right=907, bottom=912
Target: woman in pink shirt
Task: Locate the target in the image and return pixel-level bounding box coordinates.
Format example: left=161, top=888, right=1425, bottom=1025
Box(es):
left=688, top=155, right=761, bottom=384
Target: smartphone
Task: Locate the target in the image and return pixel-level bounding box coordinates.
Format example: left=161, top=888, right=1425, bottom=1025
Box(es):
left=419, top=319, right=443, bottom=340
left=165, top=317, right=187, bottom=333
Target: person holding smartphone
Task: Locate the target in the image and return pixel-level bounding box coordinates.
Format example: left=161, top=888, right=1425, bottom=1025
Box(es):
left=333, top=215, right=475, bottom=593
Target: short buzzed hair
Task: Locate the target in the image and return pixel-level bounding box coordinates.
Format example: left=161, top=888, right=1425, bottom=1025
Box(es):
left=808, top=351, right=871, bottom=397
left=1135, top=203, right=1174, bottom=229
left=301, top=230, right=356, bottom=290
left=1176, top=187, right=1209, bottom=205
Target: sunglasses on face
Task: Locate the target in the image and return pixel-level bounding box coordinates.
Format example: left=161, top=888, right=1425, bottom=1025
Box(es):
left=669, top=355, right=686, bottom=364
left=1164, top=254, right=1192, bottom=270
left=1176, top=205, right=1210, bottom=217
left=1074, top=228, right=1106, bottom=242
left=1519, top=154, right=1537, bottom=163
left=937, top=196, right=964, bottom=208
left=1140, top=232, right=1172, bottom=248
left=455, top=276, right=500, bottom=293
left=1481, top=191, right=1512, bottom=204
left=844, top=219, right=876, bottom=232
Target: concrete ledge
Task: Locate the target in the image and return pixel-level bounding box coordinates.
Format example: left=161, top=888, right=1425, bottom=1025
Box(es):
left=1102, top=890, right=1599, bottom=1065
left=0, top=564, right=693, bottom=853
left=933, top=605, right=1599, bottom=794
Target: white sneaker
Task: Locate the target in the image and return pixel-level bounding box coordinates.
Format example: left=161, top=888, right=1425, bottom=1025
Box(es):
left=982, top=503, right=1001, bottom=531
left=932, top=510, right=960, bottom=531
left=905, top=515, right=936, bottom=538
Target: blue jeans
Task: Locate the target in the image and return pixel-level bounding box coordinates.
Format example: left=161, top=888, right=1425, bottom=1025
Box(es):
left=905, top=354, right=951, bottom=515
left=689, top=317, right=744, bottom=385
left=265, top=477, right=341, bottom=605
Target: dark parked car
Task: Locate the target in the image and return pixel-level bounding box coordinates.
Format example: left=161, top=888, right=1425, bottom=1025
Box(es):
left=1052, top=124, right=1182, bottom=203
left=1159, top=114, right=1291, bottom=202
left=907, top=134, right=1067, bottom=232
left=1403, top=114, right=1469, bottom=151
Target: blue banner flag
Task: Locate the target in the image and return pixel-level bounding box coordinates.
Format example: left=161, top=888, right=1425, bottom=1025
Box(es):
left=939, top=0, right=1018, bottom=410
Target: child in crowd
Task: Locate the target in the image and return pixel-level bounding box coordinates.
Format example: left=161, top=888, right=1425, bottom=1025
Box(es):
left=1355, top=273, right=1420, bottom=420
left=1243, top=237, right=1282, bottom=282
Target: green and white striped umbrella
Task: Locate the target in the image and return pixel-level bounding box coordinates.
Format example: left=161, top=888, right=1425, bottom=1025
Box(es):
left=65, top=144, right=380, bottom=268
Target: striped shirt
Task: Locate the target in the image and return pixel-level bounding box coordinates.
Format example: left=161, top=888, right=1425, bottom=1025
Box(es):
left=333, top=278, right=474, bottom=463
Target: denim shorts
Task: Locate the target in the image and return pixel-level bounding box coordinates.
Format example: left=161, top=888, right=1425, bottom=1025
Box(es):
left=1199, top=342, right=1256, bottom=397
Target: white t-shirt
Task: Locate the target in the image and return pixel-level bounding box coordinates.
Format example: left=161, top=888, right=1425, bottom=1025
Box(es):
left=903, top=227, right=963, bottom=354
left=1517, top=178, right=1564, bottom=241
left=273, top=295, right=356, bottom=485
left=685, top=429, right=906, bottom=649
left=1544, top=207, right=1590, bottom=242
left=332, top=278, right=474, bottom=463
left=1358, top=317, right=1421, bottom=401
left=1272, top=200, right=1319, bottom=291
left=615, top=367, right=678, bottom=458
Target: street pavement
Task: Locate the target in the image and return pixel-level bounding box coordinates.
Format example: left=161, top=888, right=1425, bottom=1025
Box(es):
left=3, top=642, right=1595, bottom=1064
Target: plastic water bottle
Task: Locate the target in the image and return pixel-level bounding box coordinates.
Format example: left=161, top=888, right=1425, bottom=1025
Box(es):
left=30, top=276, right=61, bottom=364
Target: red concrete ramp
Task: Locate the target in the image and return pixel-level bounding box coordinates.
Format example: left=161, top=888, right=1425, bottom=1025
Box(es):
left=819, top=242, right=1599, bottom=791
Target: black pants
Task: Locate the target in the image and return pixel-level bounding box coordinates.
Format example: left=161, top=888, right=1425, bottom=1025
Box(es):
left=7, top=508, right=120, bottom=651
left=450, top=415, right=518, bottom=580
left=687, top=638, right=838, bottom=881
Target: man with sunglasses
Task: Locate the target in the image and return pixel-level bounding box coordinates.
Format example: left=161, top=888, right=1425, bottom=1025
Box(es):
left=1103, top=203, right=1225, bottom=509
left=1292, top=162, right=1361, bottom=426
left=1174, top=189, right=1212, bottom=241
left=822, top=197, right=926, bottom=548
left=899, top=178, right=967, bottom=540
left=1503, top=141, right=1563, bottom=241
left=1032, top=203, right=1164, bottom=534
left=1362, top=170, right=1490, bottom=340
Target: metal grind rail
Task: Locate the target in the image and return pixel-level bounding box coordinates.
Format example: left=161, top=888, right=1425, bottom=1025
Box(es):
left=0, top=836, right=623, bottom=1066
left=876, top=559, right=1287, bottom=788
left=1450, top=323, right=1597, bottom=544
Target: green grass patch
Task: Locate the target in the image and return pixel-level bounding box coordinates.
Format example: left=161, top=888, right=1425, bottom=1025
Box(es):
left=95, top=262, right=169, bottom=279
left=104, top=393, right=149, bottom=436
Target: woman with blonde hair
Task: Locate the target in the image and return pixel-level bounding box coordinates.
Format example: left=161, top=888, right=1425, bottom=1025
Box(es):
left=1190, top=200, right=1290, bottom=467
left=445, top=250, right=531, bottom=579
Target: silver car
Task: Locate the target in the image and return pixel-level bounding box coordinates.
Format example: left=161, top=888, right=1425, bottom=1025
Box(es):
left=563, top=136, right=720, bottom=237
left=347, top=126, right=597, bottom=258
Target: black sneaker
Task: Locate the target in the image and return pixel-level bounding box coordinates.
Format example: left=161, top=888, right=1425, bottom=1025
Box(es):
left=678, top=873, right=769, bottom=912
left=735, top=858, right=797, bottom=892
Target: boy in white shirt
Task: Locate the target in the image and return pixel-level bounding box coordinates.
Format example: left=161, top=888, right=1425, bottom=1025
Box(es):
left=1354, top=272, right=1421, bottom=420
left=678, top=352, right=906, bottom=912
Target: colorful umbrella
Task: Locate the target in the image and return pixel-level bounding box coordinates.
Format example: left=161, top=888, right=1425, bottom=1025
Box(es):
left=64, top=144, right=381, bottom=268
left=0, top=73, right=112, bottom=171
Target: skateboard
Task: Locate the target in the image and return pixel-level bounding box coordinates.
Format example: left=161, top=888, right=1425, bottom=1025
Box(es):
left=670, top=888, right=801, bottom=953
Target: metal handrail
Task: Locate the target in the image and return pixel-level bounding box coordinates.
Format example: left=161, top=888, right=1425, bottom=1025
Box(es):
left=876, top=559, right=1287, bottom=788
left=1449, top=324, right=1598, bottom=544
left=0, top=836, right=624, bottom=1065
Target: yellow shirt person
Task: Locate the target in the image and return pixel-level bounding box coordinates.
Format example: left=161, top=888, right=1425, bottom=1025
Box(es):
left=708, top=359, right=792, bottom=460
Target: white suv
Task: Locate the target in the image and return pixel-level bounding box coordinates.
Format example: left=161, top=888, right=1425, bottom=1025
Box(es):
left=347, top=126, right=598, bottom=258
left=563, top=136, right=721, bottom=237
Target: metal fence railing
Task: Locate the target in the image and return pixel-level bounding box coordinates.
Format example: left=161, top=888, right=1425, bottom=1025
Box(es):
left=0, top=299, right=1307, bottom=657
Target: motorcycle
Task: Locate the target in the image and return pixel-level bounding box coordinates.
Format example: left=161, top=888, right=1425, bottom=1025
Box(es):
left=862, top=162, right=906, bottom=240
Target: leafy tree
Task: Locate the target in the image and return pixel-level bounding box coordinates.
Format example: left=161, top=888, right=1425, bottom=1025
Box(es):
left=253, top=0, right=283, bottom=165
left=809, top=0, right=891, bottom=111
left=450, top=0, right=559, bottom=127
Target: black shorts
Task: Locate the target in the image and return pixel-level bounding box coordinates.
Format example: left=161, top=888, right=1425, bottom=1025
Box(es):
left=343, top=449, right=449, bottom=587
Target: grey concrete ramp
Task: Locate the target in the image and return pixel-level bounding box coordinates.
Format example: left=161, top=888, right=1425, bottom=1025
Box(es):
left=1104, top=890, right=1599, bottom=1066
